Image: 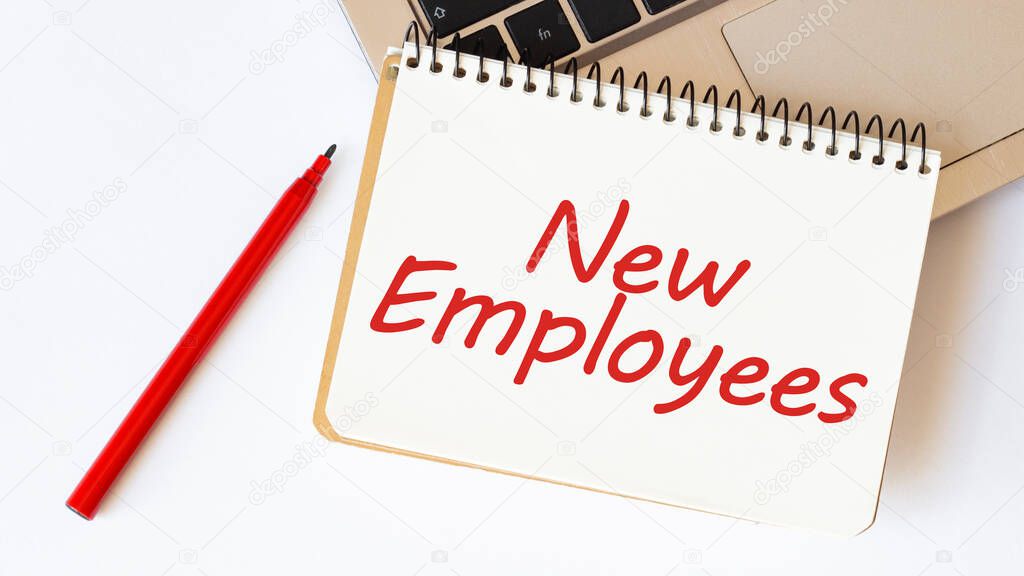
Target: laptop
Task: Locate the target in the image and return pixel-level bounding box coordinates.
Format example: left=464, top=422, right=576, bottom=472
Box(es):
left=340, top=0, right=1024, bottom=217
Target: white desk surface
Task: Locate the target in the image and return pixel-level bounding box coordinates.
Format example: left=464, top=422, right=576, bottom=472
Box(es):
left=1, top=1, right=1022, bottom=574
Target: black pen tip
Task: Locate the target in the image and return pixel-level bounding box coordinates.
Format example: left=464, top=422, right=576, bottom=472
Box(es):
left=324, top=144, right=337, bottom=159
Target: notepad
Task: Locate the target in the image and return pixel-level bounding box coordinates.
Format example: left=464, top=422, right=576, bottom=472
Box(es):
left=316, top=41, right=939, bottom=536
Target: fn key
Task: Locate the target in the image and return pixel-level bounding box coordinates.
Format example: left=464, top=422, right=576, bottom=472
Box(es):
left=505, top=0, right=580, bottom=67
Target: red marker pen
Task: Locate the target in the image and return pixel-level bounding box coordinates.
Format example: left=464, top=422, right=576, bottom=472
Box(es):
left=66, top=145, right=336, bottom=520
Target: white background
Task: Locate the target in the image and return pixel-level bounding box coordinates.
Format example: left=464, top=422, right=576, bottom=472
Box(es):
left=1, top=0, right=1022, bottom=574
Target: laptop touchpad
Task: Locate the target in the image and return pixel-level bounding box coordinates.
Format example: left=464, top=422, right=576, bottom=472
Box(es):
left=723, top=0, right=1024, bottom=166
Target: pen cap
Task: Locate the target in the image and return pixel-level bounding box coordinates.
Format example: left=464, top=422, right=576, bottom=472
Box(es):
left=301, top=154, right=332, bottom=187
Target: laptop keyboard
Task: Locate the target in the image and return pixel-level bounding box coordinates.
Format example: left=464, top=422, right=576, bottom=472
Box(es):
left=505, top=0, right=581, bottom=66
left=568, top=0, right=641, bottom=43
left=641, top=0, right=687, bottom=13
left=421, top=0, right=715, bottom=67
left=444, top=25, right=508, bottom=60
left=419, top=0, right=525, bottom=38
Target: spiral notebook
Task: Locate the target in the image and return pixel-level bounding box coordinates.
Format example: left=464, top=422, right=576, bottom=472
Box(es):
left=315, top=37, right=940, bottom=536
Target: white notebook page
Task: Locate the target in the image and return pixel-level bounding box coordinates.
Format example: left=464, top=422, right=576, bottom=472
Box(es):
left=322, top=44, right=939, bottom=536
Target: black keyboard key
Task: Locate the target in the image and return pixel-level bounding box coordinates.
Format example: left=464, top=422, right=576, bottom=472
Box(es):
left=642, top=0, right=686, bottom=14
left=504, top=0, right=581, bottom=67
left=420, top=0, right=524, bottom=38
left=568, top=0, right=640, bottom=42
left=445, top=25, right=508, bottom=60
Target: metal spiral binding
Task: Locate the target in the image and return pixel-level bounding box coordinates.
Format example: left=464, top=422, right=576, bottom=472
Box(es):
left=401, top=22, right=932, bottom=175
